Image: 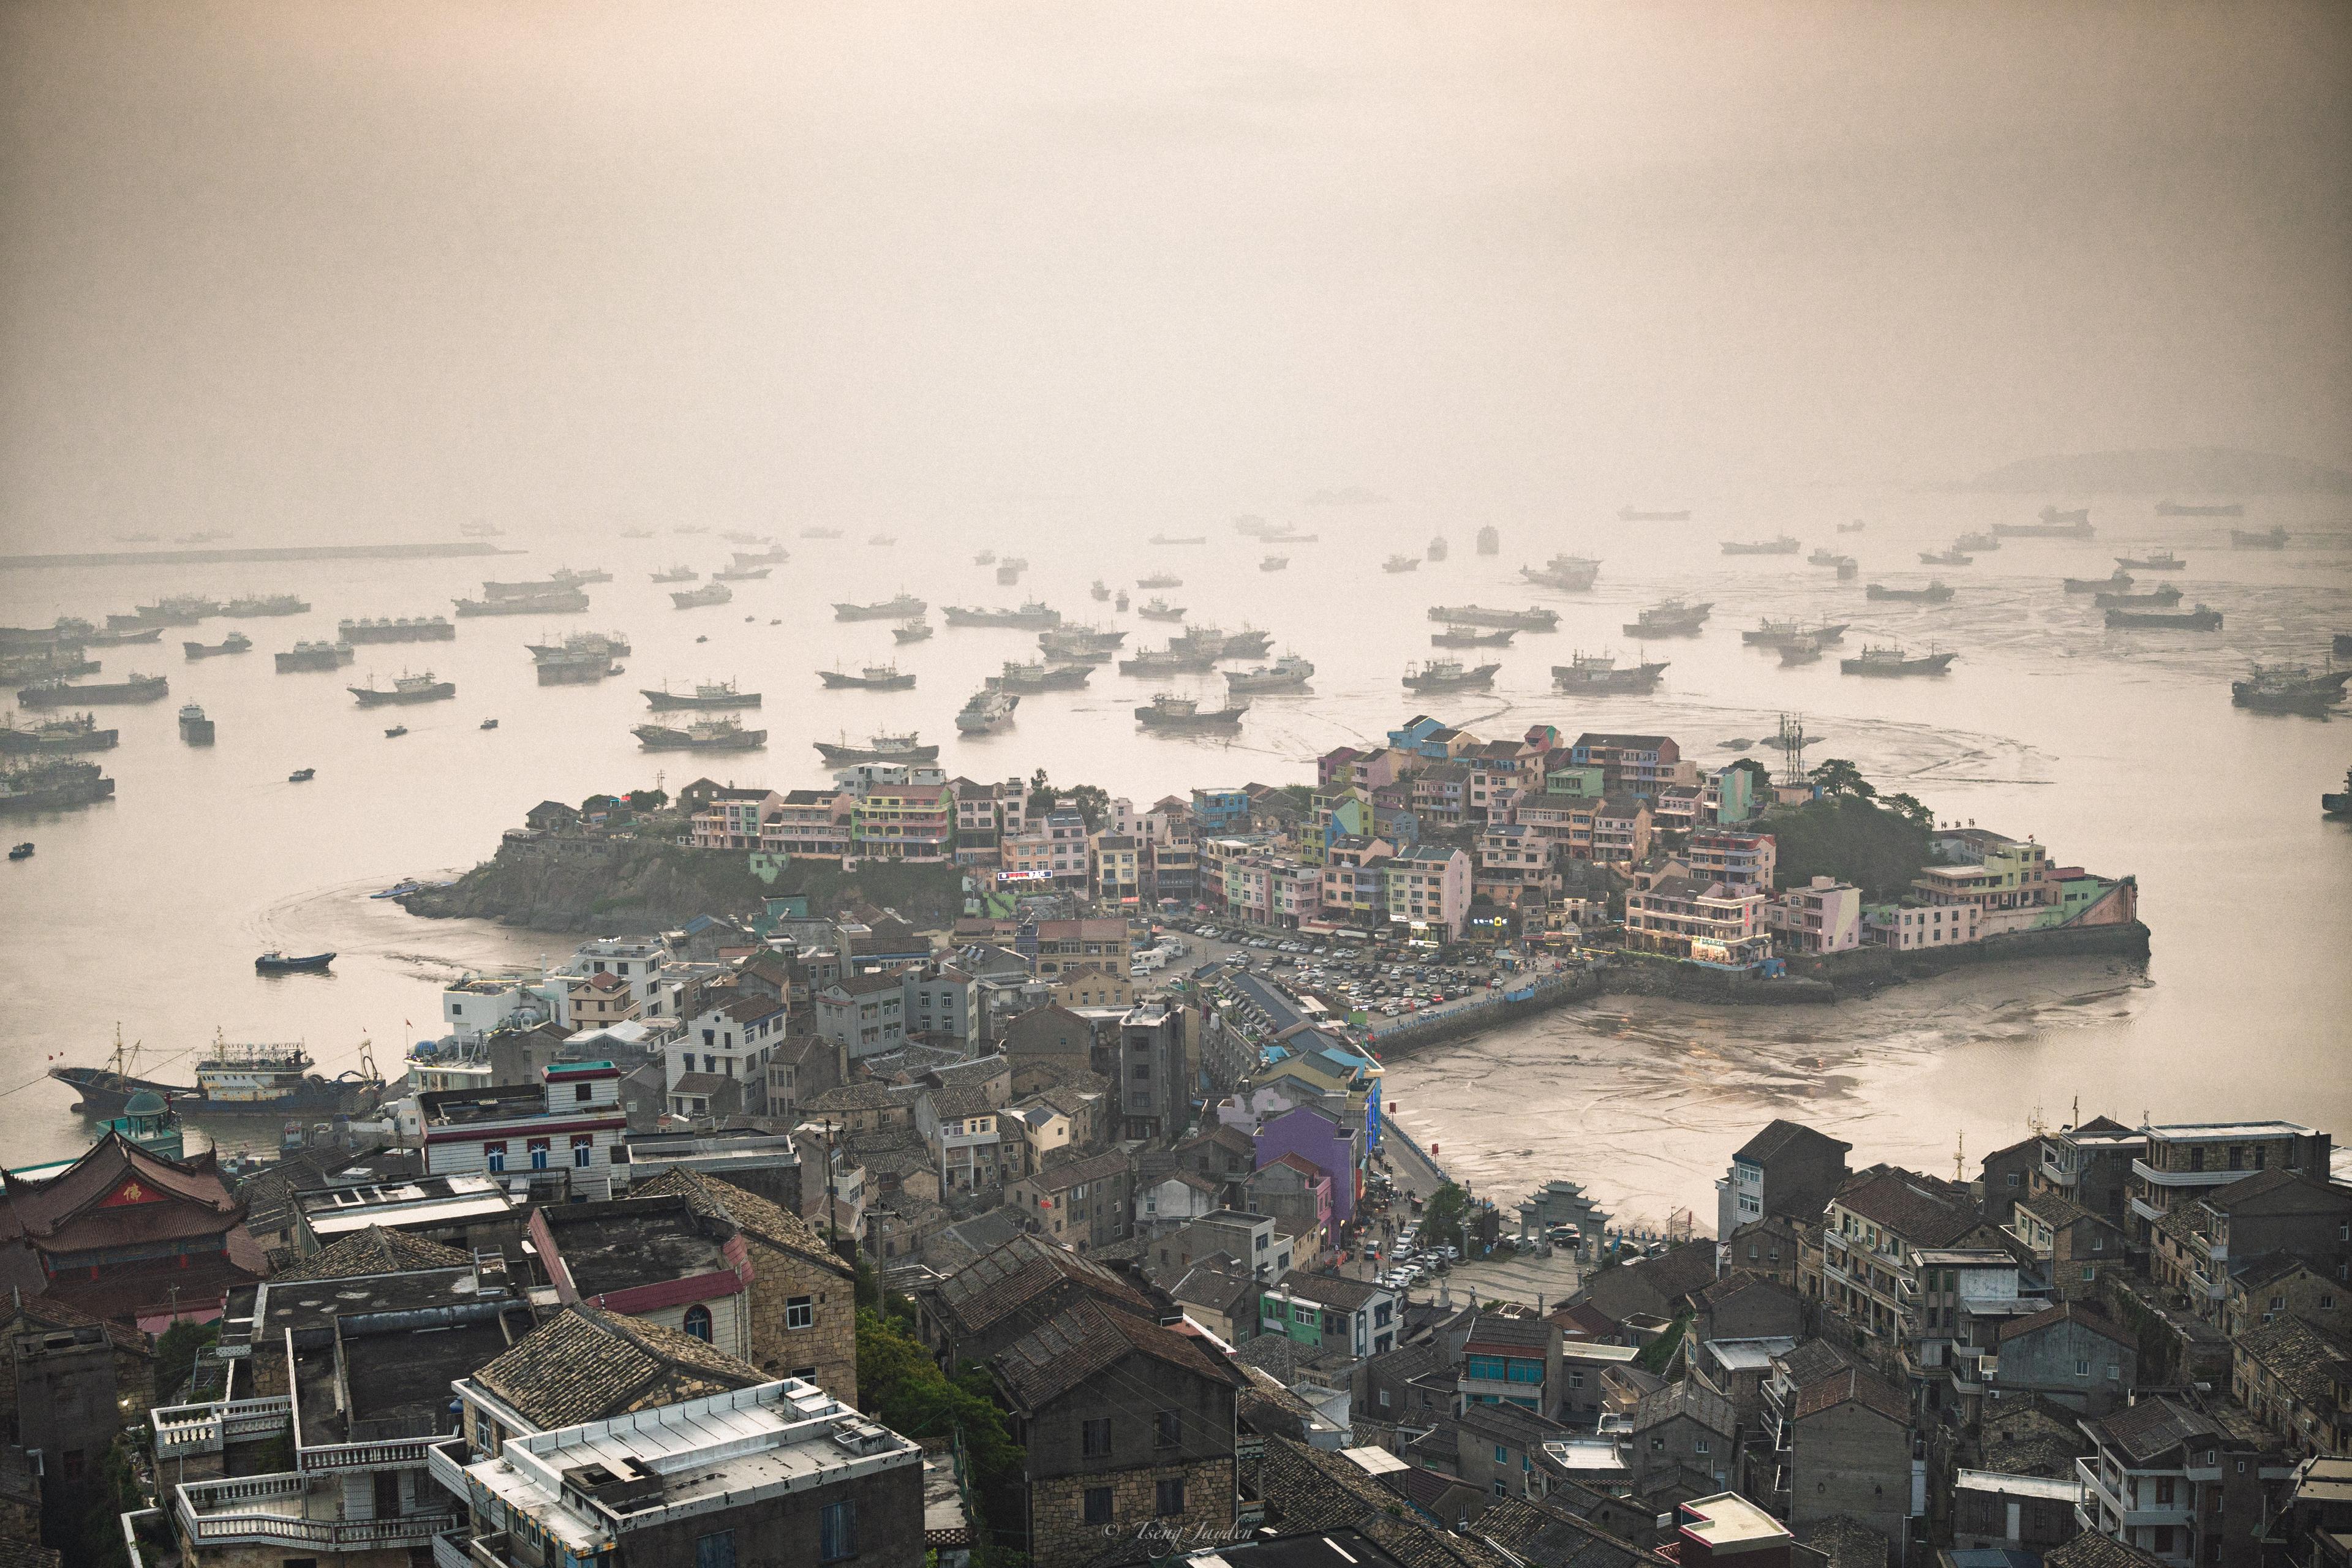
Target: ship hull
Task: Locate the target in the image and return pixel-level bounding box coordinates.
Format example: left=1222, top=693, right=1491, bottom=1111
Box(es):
left=17, top=677, right=169, bottom=707
left=0, top=725, right=118, bottom=754
left=455, top=593, right=590, bottom=616
left=350, top=682, right=456, bottom=705
left=813, top=743, right=939, bottom=763
left=634, top=727, right=767, bottom=750
left=643, top=690, right=758, bottom=710
left=819, top=673, right=916, bottom=689
left=0, top=775, right=115, bottom=812
left=49, top=1065, right=382, bottom=1120
left=342, top=623, right=457, bottom=642
left=1840, top=654, right=1957, bottom=676
left=1425, top=608, right=1560, bottom=630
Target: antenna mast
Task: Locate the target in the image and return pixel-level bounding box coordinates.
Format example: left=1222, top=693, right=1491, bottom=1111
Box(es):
left=1774, top=713, right=1809, bottom=789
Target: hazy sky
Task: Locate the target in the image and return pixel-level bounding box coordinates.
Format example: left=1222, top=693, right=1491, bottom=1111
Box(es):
left=3, top=1, right=2347, bottom=540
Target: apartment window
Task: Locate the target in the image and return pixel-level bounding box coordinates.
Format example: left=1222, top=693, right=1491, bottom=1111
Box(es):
left=1084, top=1487, right=1114, bottom=1526
left=2076, top=1359, right=2090, bottom=1378
left=529, top=1139, right=551, bottom=1171
left=1156, top=1409, right=1181, bottom=1448
left=695, top=1530, right=736, bottom=1568
left=1694, top=1439, right=1709, bottom=1454
left=2157, top=1479, right=2176, bottom=1506
left=683, top=1304, right=714, bottom=1341
left=2083, top=1265, right=2098, bottom=1282
left=1156, top=1479, right=1186, bottom=1517
left=818, top=1500, right=858, bottom=1563
left=1083, top=1417, right=1112, bottom=1457
left=787, top=1295, right=815, bottom=1330
left=484, top=1142, right=508, bottom=1172
left=575, top=1082, right=594, bottom=1102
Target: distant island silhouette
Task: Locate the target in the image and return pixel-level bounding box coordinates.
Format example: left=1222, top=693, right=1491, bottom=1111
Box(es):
left=1943, top=445, right=2352, bottom=494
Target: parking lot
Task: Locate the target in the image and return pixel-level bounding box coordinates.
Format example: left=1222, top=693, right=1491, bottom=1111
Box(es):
left=1144, top=918, right=1547, bottom=1041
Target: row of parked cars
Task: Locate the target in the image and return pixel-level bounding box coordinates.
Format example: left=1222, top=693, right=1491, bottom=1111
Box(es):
left=1376, top=1224, right=1461, bottom=1291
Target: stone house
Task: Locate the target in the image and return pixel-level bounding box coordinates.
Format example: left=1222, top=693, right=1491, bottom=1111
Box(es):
left=989, top=1297, right=1242, bottom=1568
left=628, top=1167, right=858, bottom=1406
left=1624, top=1379, right=1738, bottom=1494
left=1006, top=1150, right=1137, bottom=1253
left=1786, top=1364, right=1915, bottom=1547
left=2008, top=1191, right=2128, bottom=1302
left=1993, top=1302, right=2138, bottom=1415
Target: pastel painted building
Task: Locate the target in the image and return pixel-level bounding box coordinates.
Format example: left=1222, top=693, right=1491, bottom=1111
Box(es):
left=1254, top=1101, right=1360, bottom=1229
left=1382, top=843, right=1470, bottom=940
left=1768, top=876, right=1864, bottom=953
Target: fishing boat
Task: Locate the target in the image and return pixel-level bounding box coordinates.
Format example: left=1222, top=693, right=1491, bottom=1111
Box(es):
left=813, top=732, right=940, bottom=764
left=1779, top=636, right=1824, bottom=666
left=1139, top=571, right=1185, bottom=589
left=550, top=567, right=613, bottom=586
left=177, top=704, right=215, bottom=744
left=2094, top=584, right=2184, bottom=609
left=1919, top=549, right=1973, bottom=566
left=288, top=767, right=314, bottom=782
left=0, top=712, right=118, bottom=755
left=1551, top=652, right=1667, bottom=693
left=818, top=663, right=916, bottom=690
left=7, top=843, right=29, bottom=860
left=383, top=724, right=409, bottom=738
left=1225, top=654, right=1315, bottom=693
left=1619, top=507, right=1690, bottom=522
left=130, top=595, right=224, bottom=625
left=1261, top=556, right=1289, bottom=572
left=255, top=951, right=336, bottom=973
left=349, top=671, right=456, bottom=706
left=1476, top=526, right=1499, bottom=554
left=16, top=673, right=170, bottom=707
left=1432, top=625, right=1517, bottom=648
left=833, top=594, right=926, bottom=621
left=956, top=686, right=1019, bottom=734
left=454, top=589, right=589, bottom=616
left=1038, top=625, right=1126, bottom=659
left=2325, top=769, right=2352, bottom=816
left=1403, top=657, right=1499, bottom=692
left=1181, top=624, right=1272, bottom=659
left=1839, top=644, right=1957, bottom=677
left=1954, top=531, right=2000, bottom=552
left=1520, top=554, right=1600, bottom=591
left=0, top=759, right=113, bottom=812
left=1088, top=579, right=1110, bottom=600
left=995, top=560, right=1026, bottom=585
left=943, top=601, right=1062, bottom=629
left=1807, top=547, right=1843, bottom=567
left=282, top=639, right=364, bottom=668
left=1148, top=533, right=1207, bottom=546
left=1134, top=693, right=1248, bottom=730
left=342, top=616, right=456, bottom=643
left=2064, top=571, right=2133, bottom=594
left=976, top=551, right=998, bottom=566
left=527, top=630, right=631, bottom=662
left=1743, top=619, right=1848, bottom=647
left=1425, top=605, right=1559, bottom=630
left=1134, top=598, right=1187, bottom=623
left=651, top=565, right=699, bottom=582
left=2231, top=526, right=2289, bottom=549
left=2105, top=604, right=2223, bottom=631
left=480, top=719, right=497, bottom=729
left=633, top=715, right=767, bottom=750
left=1623, top=599, right=1713, bottom=638
left=712, top=564, right=771, bottom=581
left=480, top=578, right=575, bottom=599
left=2230, top=665, right=2348, bottom=715
left=183, top=632, right=254, bottom=659
left=643, top=680, right=759, bottom=710
left=50, top=1031, right=383, bottom=1120
left=1118, top=645, right=1219, bottom=677
left=2116, top=549, right=2186, bottom=571
left=2157, top=500, right=2243, bottom=517
left=671, top=582, right=733, bottom=609
left=1381, top=555, right=1419, bottom=574
left=1994, top=508, right=2094, bottom=538
left=1427, top=536, right=1448, bottom=562
left=56, top=621, right=165, bottom=646
left=732, top=547, right=789, bottom=568
left=534, top=652, right=620, bottom=685
left=1836, top=519, right=1865, bottom=533
left=1114, top=590, right=1129, bottom=611
left=1864, top=580, right=1956, bottom=603
left=223, top=594, right=309, bottom=617
left=1722, top=535, right=1801, bottom=556
left=894, top=619, right=934, bottom=644
left=995, top=659, right=1092, bottom=692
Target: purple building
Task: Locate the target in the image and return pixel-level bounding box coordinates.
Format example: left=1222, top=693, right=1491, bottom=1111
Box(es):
left=1254, top=1102, right=1358, bottom=1229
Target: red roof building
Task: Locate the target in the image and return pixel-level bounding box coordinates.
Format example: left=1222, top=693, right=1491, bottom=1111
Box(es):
left=0, top=1134, right=264, bottom=1330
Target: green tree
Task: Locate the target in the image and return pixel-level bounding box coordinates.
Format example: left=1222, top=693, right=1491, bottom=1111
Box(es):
left=1066, top=784, right=1110, bottom=831
left=1763, top=793, right=1932, bottom=899
left=856, top=1308, right=1026, bottom=1561
left=1809, top=757, right=1875, bottom=799
left=155, top=1319, right=219, bottom=1404
left=1420, top=1182, right=1471, bottom=1253
left=1882, top=792, right=1932, bottom=829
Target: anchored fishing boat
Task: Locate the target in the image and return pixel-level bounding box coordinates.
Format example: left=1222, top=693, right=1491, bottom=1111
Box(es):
left=1551, top=652, right=1667, bottom=693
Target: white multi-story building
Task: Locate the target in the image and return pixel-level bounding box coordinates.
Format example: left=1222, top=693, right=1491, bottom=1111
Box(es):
left=1768, top=876, right=1865, bottom=953
left=419, top=1060, right=630, bottom=1196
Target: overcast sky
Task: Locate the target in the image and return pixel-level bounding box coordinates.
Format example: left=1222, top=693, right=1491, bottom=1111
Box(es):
left=2, top=1, right=2346, bottom=539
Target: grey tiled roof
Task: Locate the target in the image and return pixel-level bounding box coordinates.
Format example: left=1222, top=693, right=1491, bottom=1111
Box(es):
left=469, top=1303, right=765, bottom=1430
left=273, top=1226, right=472, bottom=1281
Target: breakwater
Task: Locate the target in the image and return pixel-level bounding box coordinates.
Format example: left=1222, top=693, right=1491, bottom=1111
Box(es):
left=1, top=541, right=507, bottom=570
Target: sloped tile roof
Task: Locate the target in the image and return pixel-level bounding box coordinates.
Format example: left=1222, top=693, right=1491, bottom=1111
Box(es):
left=2082, top=1395, right=2219, bottom=1465
left=628, top=1167, right=849, bottom=1278
left=1997, top=1301, right=2135, bottom=1351
left=2045, top=1534, right=2171, bottom=1568
left=1834, top=1167, right=1980, bottom=1246
left=273, top=1226, right=472, bottom=1281
left=1792, top=1366, right=1912, bottom=1425
left=1479, top=1494, right=1673, bottom=1568
left=992, top=1294, right=1234, bottom=1411
left=1256, top=1437, right=1519, bottom=1568
left=469, top=1303, right=764, bottom=1430
left=929, top=1233, right=1153, bottom=1340
left=2233, top=1314, right=2352, bottom=1409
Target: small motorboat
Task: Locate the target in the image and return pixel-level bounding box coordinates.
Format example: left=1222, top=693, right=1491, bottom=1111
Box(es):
left=480, top=718, right=499, bottom=729
left=695, top=635, right=708, bottom=643
left=254, top=950, right=334, bottom=973
left=288, top=767, right=315, bottom=782
left=7, top=843, right=31, bottom=861
left=384, top=725, right=409, bottom=738
left=769, top=619, right=782, bottom=626
left=371, top=880, right=423, bottom=899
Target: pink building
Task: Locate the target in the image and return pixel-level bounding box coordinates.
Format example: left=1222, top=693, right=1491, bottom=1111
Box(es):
left=756, top=788, right=852, bottom=861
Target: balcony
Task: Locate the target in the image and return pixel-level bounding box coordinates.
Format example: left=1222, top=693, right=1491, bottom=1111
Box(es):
left=427, top=1438, right=472, bottom=1501
left=152, top=1396, right=293, bottom=1459
left=433, top=1532, right=472, bottom=1568
left=176, top=1474, right=460, bottom=1550
left=2132, top=1159, right=2241, bottom=1191
left=300, top=1433, right=444, bottom=1473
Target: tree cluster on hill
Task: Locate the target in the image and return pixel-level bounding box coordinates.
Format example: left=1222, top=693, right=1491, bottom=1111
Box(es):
left=1761, top=760, right=1936, bottom=900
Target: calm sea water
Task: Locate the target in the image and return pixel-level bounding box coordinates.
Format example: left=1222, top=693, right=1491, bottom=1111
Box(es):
left=4, top=491, right=2348, bottom=1208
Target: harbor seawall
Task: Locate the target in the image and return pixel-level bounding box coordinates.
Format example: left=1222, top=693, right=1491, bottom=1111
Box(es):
left=1, top=541, right=507, bottom=570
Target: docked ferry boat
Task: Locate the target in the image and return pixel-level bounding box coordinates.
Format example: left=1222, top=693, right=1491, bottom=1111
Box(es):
left=50, top=1031, right=385, bottom=1121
